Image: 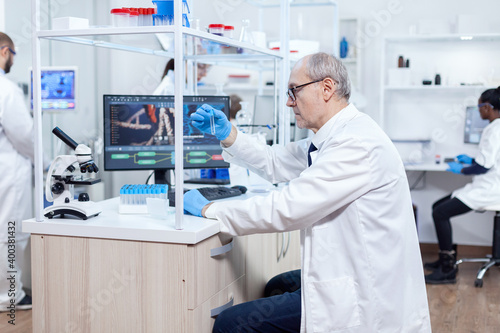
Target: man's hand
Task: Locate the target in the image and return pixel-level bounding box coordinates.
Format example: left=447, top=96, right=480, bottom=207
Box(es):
left=191, top=104, right=232, bottom=140
left=446, top=161, right=463, bottom=174
left=183, top=189, right=210, bottom=217
left=456, top=154, right=473, bottom=165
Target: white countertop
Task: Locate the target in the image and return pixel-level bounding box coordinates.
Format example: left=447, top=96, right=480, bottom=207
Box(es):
left=22, top=197, right=222, bottom=244
left=404, top=163, right=449, bottom=171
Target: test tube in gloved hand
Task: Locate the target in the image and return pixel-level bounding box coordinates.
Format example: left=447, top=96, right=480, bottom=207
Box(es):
left=191, top=104, right=232, bottom=140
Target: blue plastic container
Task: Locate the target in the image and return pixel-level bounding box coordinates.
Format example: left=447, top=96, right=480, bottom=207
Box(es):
left=152, top=0, right=190, bottom=26
left=152, top=0, right=174, bottom=15
left=340, top=37, right=348, bottom=58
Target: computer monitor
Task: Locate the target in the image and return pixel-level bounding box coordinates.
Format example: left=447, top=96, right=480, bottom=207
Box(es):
left=31, top=66, right=77, bottom=111
left=103, top=95, right=230, bottom=183
left=464, top=106, right=489, bottom=144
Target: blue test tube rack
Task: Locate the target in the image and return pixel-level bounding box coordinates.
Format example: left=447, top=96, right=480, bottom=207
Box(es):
left=119, top=184, right=169, bottom=214
left=152, top=0, right=190, bottom=27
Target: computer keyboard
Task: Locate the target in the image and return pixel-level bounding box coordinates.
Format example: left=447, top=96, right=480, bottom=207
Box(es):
left=184, top=178, right=231, bottom=185
left=168, top=185, right=247, bottom=207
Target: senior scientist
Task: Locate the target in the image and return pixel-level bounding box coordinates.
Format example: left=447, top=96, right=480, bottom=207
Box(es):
left=185, top=52, right=431, bottom=332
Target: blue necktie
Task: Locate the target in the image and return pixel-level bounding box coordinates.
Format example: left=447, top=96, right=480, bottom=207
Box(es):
left=308, top=143, right=318, bottom=167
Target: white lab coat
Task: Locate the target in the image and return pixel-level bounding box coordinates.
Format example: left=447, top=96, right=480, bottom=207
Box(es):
left=0, top=72, right=35, bottom=306
left=453, top=118, right=500, bottom=209
left=153, top=71, right=175, bottom=95
left=207, top=104, right=431, bottom=332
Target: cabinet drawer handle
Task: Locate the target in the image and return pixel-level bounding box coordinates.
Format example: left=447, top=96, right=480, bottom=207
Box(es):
left=211, top=296, right=234, bottom=318
left=283, top=232, right=291, bottom=257
left=210, top=238, right=234, bottom=257
left=277, top=233, right=285, bottom=262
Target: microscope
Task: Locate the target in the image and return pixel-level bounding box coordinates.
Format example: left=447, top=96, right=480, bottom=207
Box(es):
left=44, top=127, right=102, bottom=220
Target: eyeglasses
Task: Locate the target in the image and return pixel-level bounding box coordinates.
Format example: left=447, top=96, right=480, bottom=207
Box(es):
left=1, top=45, right=16, bottom=55
left=287, top=79, right=323, bottom=102
left=478, top=102, right=493, bottom=109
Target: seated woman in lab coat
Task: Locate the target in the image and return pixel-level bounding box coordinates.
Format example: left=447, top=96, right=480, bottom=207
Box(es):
left=424, top=87, right=500, bottom=284
left=153, top=58, right=210, bottom=95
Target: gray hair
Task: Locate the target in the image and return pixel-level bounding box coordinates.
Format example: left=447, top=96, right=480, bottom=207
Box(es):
left=305, top=52, right=351, bottom=101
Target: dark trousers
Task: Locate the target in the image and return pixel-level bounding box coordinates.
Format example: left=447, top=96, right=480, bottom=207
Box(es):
left=432, top=194, right=472, bottom=251
left=213, top=270, right=302, bottom=333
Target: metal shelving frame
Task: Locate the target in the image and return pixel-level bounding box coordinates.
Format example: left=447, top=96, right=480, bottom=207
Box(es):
left=251, top=0, right=339, bottom=144
left=32, top=0, right=339, bottom=229
left=31, top=0, right=286, bottom=230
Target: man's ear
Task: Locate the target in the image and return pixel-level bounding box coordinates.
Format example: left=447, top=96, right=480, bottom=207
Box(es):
left=0, top=46, right=7, bottom=58
left=322, top=78, right=336, bottom=101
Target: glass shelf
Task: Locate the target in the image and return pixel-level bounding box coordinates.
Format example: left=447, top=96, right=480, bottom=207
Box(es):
left=38, top=26, right=283, bottom=60
left=245, top=0, right=337, bottom=8
left=340, top=57, right=357, bottom=64
left=384, top=85, right=491, bottom=91
left=391, top=139, right=431, bottom=143
left=385, top=33, right=500, bottom=43
left=198, top=85, right=275, bottom=92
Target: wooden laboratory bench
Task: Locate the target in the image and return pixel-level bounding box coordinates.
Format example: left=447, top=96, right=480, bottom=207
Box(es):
left=22, top=198, right=246, bottom=332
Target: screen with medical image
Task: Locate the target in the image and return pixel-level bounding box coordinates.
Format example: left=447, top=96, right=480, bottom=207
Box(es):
left=103, top=95, right=230, bottom=171
left=31, top=67, right=76, bottom=111
left=464, top=106, right=489, bottom=144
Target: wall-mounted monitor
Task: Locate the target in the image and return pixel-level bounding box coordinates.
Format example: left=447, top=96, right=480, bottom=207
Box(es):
left=464, top=106, right=489, bottom=144
left=31, top=66, right=77, bottom=111
left=103, top=95, right=230, bottom=177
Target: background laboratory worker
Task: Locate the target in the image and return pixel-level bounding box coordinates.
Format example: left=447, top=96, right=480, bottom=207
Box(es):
left=153, top=58, right=210, bottom=95
left=0, top=32, right=34, bottom=311
left=424, top=87, right=500, bottom=285
left=229, top=93, right=242, bottom=125
left=185, top=52, right=431, bottom=332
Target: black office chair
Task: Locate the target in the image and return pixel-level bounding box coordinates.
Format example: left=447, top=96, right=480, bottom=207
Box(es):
left=456, top=204, right=500, bottom=287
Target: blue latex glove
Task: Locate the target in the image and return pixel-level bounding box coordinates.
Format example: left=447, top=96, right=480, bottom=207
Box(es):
left=190, top=104, right=232, bottom=140
left=447, top=161, right=463, bottom=174
left=456, top=154, right=473, bottom=164
left=183, top=189, right=210, bottom=217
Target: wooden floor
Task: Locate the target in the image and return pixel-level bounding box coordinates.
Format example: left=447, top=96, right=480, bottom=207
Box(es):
left=422, top=244, right=500, bottom=333
left=2, top=245, right=498, bottom=333
left=0, top=308, right=32, bottom=333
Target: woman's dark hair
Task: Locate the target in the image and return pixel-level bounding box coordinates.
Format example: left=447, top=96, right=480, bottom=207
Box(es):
left=229, top=94, right=242, bottom=120
left=162, top=59, right=175, bottom=79
left=480, top=86, right=500, bottom=110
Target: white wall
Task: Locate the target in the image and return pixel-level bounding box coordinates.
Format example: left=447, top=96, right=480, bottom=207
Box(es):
left=338, top=0, right=500, bottom=123
left=0, top=0, right=4, bottom=32
left=337, top=0, right=500, bottom=245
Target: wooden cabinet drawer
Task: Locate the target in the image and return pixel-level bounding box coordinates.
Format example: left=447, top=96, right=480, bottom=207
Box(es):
left=187, top=234, right=246, bottom=309
left=188, top=276, right=246, bottom=333
left=244, top=231, right=301, bottom=301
